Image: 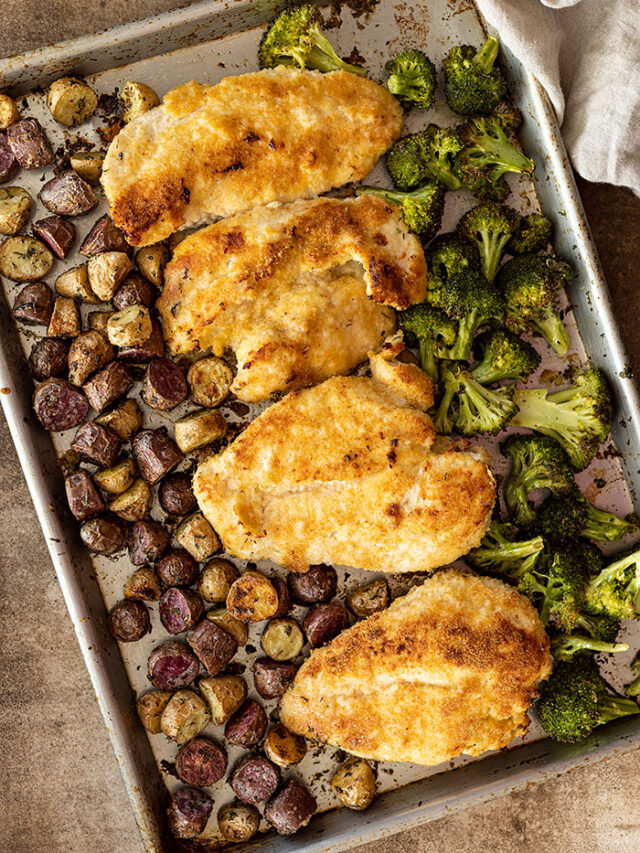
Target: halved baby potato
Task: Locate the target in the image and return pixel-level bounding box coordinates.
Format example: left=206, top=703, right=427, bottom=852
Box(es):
left=121, top=81, right=160, bottom=123
left=160, top=689, right=210, bottom=744
left=187, top=356, right=234, bottom=408
left=198, top=675, right=247, bottom=726
left=176, top=512, right=220, bottom=562
left=0, top=186, right=31, bottom=235
left=136, top=243, right=168, bottom=286
left=0, top=94, right=20, bottom=130
left=95, top=398, right=142, bottom=440
left=136, top=689, right=172, bottom=734
left=206, top=608, right=249, bottom=647
left=47, top=77, right=98, bottom=127
left=174, top=409, right=227, bottom=453
left=87, top=251, right=132, bottom=301
left=109, top=478, right=152, bottom=521
left=227, top=571, right=279, bottom=624
left=264, top=723, right=307, bottom=768
left=107, top=304, right=152, bottom=347
left=70, top=150, right=105, bottom=185
left=55, top=264, right=100, bottom=304
left=94, top=458, right=136, bottom=495
left=0, top=235, right=53, bottom=281
left=47, top=297, right=81, bottom=339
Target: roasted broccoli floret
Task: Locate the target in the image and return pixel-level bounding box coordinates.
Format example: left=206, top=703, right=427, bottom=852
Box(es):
left=456, top=116, right=534, bottom=190
left=438, top=268, right=505, bottom=360
left=457, top=202, right=521, bottom=282
left=385, top=49, right=437, bottom=110
left=551, top=609, right=627, bottom=660
left=501, top=433, right=575, bottom=527
left=385, top=125, right=464, bottom=191
left=625, top=658, right=640, bottom=697
left=538, top=492, right=636, bottom=544
left=511, top=369, right=614, bottom=471
left=425, top=233, right=478, bottom=298
left=356, top=182, right=445, bottom=240
left=439, top=363, right=517, bottom=436
left=491, top=99, right=522, bottom=135
left=471, top=329, right=540, bottom=385
left=537, top=657, right=639, bottom=742
left=498, top=253, right=572, bottom=355
left=519, top=545, right=590, bottom=630
left=433, top=364, right=459, bottom=435
left=467, top=520, right=544, bottom=575
left=507, top=213, right=553, bottom=254
left=259, top=4, right=366, bottom=75
left=398, top=303, right=458, bottom=380
left=443, top=36, right=507, bottom=116
left=584, top=547, right=640, bottom=621
left=574, top=611, right=621, bottom=644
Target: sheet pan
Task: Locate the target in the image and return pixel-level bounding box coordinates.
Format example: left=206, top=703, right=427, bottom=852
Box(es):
left=1, top=1, right=640, bottom=851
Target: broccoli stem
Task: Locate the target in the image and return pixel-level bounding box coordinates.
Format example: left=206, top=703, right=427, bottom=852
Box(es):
left=387, top=71, right=420, bottom=99
left=598, top=696, right=640, bottom=723
left=529, top=309, right=570, bottom=355
left=552, top=633, right=629, bottom=661
left=583, top=505, right=635, bottom=542
left=434, top=377, right=458, bottom=434
left=585, top=549, right=640, bottom=616
left=477, top=225, right=511, bottom=282
left=449, top=311, right=479, bottom=360
left=473, top=36, right=500, bottom=74
left=418, top=339, right=439, bottom=381
left=307, top=28, right=367, bottom=76
left=626, top=674, right=640, bottom=697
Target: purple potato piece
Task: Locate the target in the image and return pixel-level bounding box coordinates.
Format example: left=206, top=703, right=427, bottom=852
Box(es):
left=71, top=421, right=121, bottom=467
left=79, top=215, right=131, bottom=256
left=127, top=519, right=171, bottom=566
left=108, top=599, right=150, bottom=642
left=141, top=357, right=187, bottom=410
left=147, top=641, right=200, bottom=690
left=265, top=779, right=317, bottom=835
left=13, top=282, right=53, bottom=326
left=28, top=337, right=69, bottom=381
left=176, top=737, right=227, bottom=787
left=117, top=320, right=165, bottom=362
left=253, top=657, right=298, bottom=699
left=132, top=428, right=183, bottom=484
left=272, top=577, right=293, bottom=617
left=159, top=473, right=196, bottom=516
left=303, top=602, right=349, bottom=648
left=224, top=700, right=267, bottom=748
left=32, top=215, right=75, bottom=259
left=64, top=469, right=105, bottom=521
left=112, top=272, right=156, bottom=310
left=167, top=787, right=213, bottom=840
left=33, top=378, right=89, bottom=432
left=156, top=548, right=199, bottom=588
left=187, top=619, right=238, bottom=675
left=80, top=514, right=127, bottom=555
left=160, top=587, right=205, bottom=635
left=6, top=118, right=54, bottom=169
left=288, top=564, right=337, bottom=605
left=231, top=755, right=280, bottom=804
left=83, top=361, right=133, bottom=413
left=39, top=170, right=98, bottom=216
left=0, top=132, right=18, bottom=183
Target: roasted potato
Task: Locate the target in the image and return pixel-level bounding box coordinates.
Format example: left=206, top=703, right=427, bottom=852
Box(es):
left=0, top=186, right=31, bottom=235
left=176, top=512, right=220, bottom=562
left=95, top=398, right=142, bottom=440
left=347, top=578, right=390, bottom=618
left=187, top=357, right=234, bottom=408
left=35, top=379, right=89, bottom=432
left=175, top=737, right=227, bottom=787
left=136, top=689, right=172, bottom=734
left=224, top=699, right=267, bottom=748
left=160, top=689, right=210, bottom=744
left=124, top=567, right=162, bottom=601
left=55, top=264, right=99, bottom=303
left=231, top=755, right=280, bottom=805
left=160, top=587, right=204, bottom=635
left=109, top=478, right=152, bottom=521
left=28, top=337, right=69, bottom=380
left=264, top=724, right=307, bottom=768
left=13, top=282, right=53, bottom=326
left=0, top=235, right=53, bottom=281
left=330, top=757, right=376, bottom=810
left=80, top=215, right=130, bottom=256
left=0, top=134, right=17, bottom=183
left=136, top=243, right=168, bottom=286
left=159, top=473, right=196, bottom=516
left=142, top=358, right=188, bottom=411
left=80, top=514, right=127, bottom=556
left=117, top=319, right=165, bottom=362
left=303, top=602, right=349, bottom=648
left=6, top=118, right=54, bottom=169
left=265, top=780, right=317, bottom=835
left=83, top=361, right=133, bottom=412
left=112, top=272, right=156, bottom=310
left=67, top=330, right=114, bottom=386
left=40, top=171, right=98, bottom=216
left=217, top=801, right=260, bottom=843
left=198, top=558, right=239, bottom=603
left=87, top=251, right=132, bottom=301
left=288, top=564, right=337, bottom=605
left=132, top=428, right=183, bottom=483
left=253, top=657, right=297, bottom=699
left=87, top=310, right=112, bottom=334
left=94, top=458, right=136, bottom=495
left=147, top=641, right=199, bottom=691
left=157, top=549, right=198, bottom=589
left=64, top=469, right=103, bottom=518
left=108, top=599, right=151, bottom=642
left=32, top=215, right=75, bottom=259
left=187, top=619, right=238, bottom=675
left=70, top=150, right=104, bottom=185
left=174, top=409, right=227, bottom=453
left=227, top=571, right=279, bottom=623
left=198, top=674, right=247, bottom=726
left=47, top=77, right=98, bottom=126
left=71, top=421, right=121, bottom=467
left=272, top=577, right=293, bottom=618
left=121, top=81, right=160, bottom=123
left=261, top=618, right=304, bottom=661
left=47, top=297, right=81, bottom=339
left=0, top=94, right=19, bottom=130
left=206, top=608, right=248, bottom=647
left=128, top=518, right=170, bottom=565
left=167, top=788, right=213, bottom=840
left=107, top=305, right=152, bottom=347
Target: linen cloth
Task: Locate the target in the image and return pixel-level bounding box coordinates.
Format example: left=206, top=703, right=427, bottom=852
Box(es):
left=475, top=0, right=640, bottom=195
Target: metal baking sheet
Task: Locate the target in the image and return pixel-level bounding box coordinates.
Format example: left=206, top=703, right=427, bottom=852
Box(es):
left=2, top=1, right=640, bottom=851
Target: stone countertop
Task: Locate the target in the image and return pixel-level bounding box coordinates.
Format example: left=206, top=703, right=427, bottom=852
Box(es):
left=1, top=3, right=640, bottom=852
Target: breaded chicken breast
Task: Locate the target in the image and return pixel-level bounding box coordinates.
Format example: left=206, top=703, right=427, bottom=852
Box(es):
left=193, top=336, right=496, bottom=573
left=102, top=68, right=403, bottom=245
left=157, top=195, right=427, bottom=401
left=280, top=569, right=552, bottom=765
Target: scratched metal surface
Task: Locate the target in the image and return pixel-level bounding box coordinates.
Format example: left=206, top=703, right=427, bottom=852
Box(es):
left=1, top=1, right=640, bottom=852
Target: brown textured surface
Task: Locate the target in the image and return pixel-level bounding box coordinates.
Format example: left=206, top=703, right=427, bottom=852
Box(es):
left=1, top=4, right=640, bottom=853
